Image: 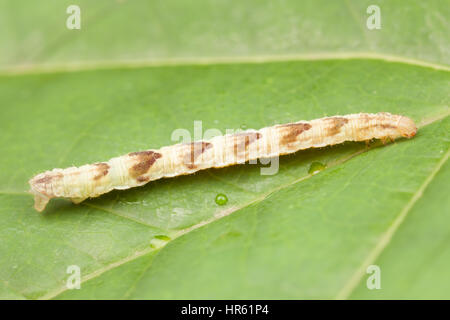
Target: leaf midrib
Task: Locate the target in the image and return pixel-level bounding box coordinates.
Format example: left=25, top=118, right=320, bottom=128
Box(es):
left=1, top=52, right=449, bottom=77
left=22, top=111, right=447, bottom=300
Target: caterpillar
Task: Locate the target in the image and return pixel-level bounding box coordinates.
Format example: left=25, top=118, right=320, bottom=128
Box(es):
left=29, top=112, right=416, bottom=212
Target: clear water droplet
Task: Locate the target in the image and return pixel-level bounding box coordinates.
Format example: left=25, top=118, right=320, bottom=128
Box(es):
left=308, top=162, right=326, bottom=175
left=215, top=193, right=228, bottom=206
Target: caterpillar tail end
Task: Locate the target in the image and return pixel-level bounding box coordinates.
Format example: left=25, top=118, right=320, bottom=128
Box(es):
left=30, top=189, right=50, bottom=212
left=28, top=177, right=51, bottom=212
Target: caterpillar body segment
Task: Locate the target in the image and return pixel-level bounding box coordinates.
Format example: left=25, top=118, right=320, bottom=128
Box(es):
left=29, top=112, right=416, bottom=212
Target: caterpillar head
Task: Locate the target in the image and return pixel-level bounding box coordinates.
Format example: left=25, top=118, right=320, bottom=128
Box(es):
left=397, top=116, right=417, bottom=138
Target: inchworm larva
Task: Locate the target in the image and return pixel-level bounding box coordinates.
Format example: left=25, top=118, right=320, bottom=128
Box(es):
left=29, top=112, right=416, bottom=212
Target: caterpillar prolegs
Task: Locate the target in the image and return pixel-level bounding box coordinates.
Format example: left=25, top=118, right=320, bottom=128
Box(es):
left=29, top=112, right=416, bottom=212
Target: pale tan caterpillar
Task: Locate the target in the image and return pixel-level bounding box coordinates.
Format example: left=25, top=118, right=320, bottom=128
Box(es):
left=29, top=112, right=416, bottom=212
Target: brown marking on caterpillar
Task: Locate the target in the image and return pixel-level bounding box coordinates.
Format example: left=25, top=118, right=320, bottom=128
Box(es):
left=136, top=176, right=150, bottom=183
left=324, top=117, right=349, bottom=136
left=279, top=123, right=312, bottom=145
left=361, top=114, right=370, bottom=122
left=379, top=124, right=397, bottom=130
left=30, top=172, right=64, bottom=201
left=233, top=132, right=262, bottom=156
left=184, top=142, right=213, bottom=169
left=129, top=151, right=162, bottom=179
left=34, top=172, right=63, bottom=185
left=129, top=151, right=158, bottom=157
left=34, top=175, right=53, bottom=185
left=357, top=123, right=398, bottom=134
left=93, top=162, right=110, bottom=180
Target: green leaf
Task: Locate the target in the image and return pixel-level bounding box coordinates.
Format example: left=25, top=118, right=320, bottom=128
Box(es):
left=1, top=0, right=449, bottom=69
left=0, top=0, right=448, bottom=299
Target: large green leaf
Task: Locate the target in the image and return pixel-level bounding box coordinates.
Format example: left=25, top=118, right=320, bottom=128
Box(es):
left=1, top=0, right=449, bottom=69
left=0, top=0, right=448, bottom=299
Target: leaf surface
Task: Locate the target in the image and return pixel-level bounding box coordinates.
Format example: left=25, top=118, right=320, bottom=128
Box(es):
left=0, top=0, right=448, bottom=299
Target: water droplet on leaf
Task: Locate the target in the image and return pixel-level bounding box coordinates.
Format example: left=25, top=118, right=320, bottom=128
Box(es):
left=215, top=193, right=228, bottom=206
left=154, top=235, right=171, bottom=241
left=308, top=162, right=326, bottom=175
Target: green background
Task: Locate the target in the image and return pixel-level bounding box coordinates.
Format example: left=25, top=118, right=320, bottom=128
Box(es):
left=0, top=0, right=448, bottom=299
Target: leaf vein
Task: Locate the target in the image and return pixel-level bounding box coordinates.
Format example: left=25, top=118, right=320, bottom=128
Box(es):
left=335, top=148, right=450, bottom=299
